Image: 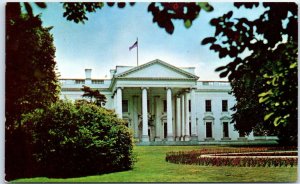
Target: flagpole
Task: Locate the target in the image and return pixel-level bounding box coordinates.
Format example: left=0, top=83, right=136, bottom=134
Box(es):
left=137, top=37, right=139, bottom=66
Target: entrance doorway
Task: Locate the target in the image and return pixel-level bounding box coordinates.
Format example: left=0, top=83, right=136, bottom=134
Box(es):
left=206, top=122, right=212, bottom=138
left=164, top=122, right=167, bottom=139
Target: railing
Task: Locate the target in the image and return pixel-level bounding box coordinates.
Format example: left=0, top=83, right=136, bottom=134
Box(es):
left=199, top=81, right=231, bottom=88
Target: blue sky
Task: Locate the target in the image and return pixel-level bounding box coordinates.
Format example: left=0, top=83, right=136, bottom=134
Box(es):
left=32, top=2, right=266, bottom=80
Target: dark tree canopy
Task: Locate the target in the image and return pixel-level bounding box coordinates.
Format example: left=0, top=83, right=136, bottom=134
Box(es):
left=202, top=2, right=298, bottom=145
left=6, top=3, right=60, bottom=180
left=6, top=4, right=60, bottom=131
left=81, top=85, right=107, bottom=107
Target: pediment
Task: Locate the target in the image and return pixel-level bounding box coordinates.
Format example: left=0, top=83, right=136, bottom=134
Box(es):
left=115, top=59, right=199, bottom=80
left=220, top=116, right=231, bottom=121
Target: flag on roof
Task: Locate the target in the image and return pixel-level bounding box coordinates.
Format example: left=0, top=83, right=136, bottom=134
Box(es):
left=129, top=40, right=138, bottom=51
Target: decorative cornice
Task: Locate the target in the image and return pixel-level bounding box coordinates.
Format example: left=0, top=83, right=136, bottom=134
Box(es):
left=196, top=89, right=231, bottom=92
left=61, top=88, right=109, bottom=92
left=117, top=77, right=196, bottom=81
left=115, top=59, right=199, bottom=79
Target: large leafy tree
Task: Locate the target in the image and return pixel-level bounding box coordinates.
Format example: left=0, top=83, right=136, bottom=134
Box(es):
left=81, top=85, right=107, bottom=107
left=6, top=3, right=60, bottom=179
left=6, top=3, right=60, bottom=131
left=201, top=2, right=297, bottom=144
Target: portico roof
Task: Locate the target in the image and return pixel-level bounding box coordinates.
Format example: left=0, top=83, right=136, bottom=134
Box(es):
left=115, top=59, right=199, bottom=80
left=109, top=59, right=199, bottom=90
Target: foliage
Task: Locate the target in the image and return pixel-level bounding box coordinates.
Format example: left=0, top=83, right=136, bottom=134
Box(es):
left=20, top=100, right=134, bottom=178
left=12, top=2, right=214, bottom=34
left=81, top=85, right=107, bottom=107
left=6, top=5, right=60, bottom=180
left=6, top=4, right=60, bottom=131
left=201, top=2, right=298, bottom=144
left=166, top=147, right=298, bottom=167
left=62, top=2, right=214, bottom=34
left=147, top=3, right=213, bottom=34
left=62, top=2, right=104, bottom=23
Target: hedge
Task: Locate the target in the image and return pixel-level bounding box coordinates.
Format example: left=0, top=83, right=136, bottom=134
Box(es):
left=21, top=100, right=135, bottom=178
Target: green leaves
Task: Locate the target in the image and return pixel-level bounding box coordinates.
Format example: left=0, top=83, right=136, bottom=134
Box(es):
left=197, top=2, right=214, bottom=12
left=81, top=85, right=107, bottom=107
left=22, top=101, right=134, bottom=177
left=62, top=2, right=104, bottom=23
left=202, top=2, right=297, bottom=145
left=148, top=3, right=213, bottom=34
left=201, top=37, right=216, bottom=45
left=264, top=112, right=274, bottom=121
left=184, top=19, right=192, bottom=28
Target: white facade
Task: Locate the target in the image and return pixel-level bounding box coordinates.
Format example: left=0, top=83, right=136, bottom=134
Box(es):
left=60, top=59, right=257, bottom=143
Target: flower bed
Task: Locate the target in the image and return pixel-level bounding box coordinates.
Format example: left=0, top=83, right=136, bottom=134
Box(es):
left=166, top=147, right=298, bottom=167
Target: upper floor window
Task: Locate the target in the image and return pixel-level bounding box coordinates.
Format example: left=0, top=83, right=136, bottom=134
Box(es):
left=92, top=80, right=104, bottom=84
left=203, top=81, right=209, bottom=86
left=222, top=100, right=228, bottom=112
left=122, top=100, right=128, bottom=112
left=163, top=100, right=167, bottom=112
left=75, top=80, right=85, bottom=84
left=205, top=100, right=211, bottom=112
left=189, top=100, right=191, bottom=112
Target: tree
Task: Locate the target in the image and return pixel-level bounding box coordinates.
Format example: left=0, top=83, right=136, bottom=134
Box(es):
left=201, top=2, right=297, bottom=144
left=6, top=5, right=60, bottom=130
left=9, top=2, right=214, bottom=35
left=63, top=2, right=214, bottom=34
left=6, top=4, right=60, bottom=179
left=81, top=85, right=107, bottom=107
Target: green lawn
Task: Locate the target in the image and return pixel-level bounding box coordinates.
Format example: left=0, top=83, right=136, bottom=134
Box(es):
left=13, top=146, right=298, bottom=182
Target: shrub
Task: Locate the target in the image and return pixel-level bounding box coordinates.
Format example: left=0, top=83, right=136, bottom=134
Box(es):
left=22, top=100, right=134, bottom=178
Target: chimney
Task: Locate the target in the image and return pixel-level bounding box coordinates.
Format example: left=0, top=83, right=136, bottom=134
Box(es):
left=85, top=69, right=92, bottom=84
left=110, top=69, right=116, bottom=78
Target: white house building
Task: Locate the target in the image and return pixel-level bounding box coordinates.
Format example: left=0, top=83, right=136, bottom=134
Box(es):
left=60, top=59, right=276, bottom=144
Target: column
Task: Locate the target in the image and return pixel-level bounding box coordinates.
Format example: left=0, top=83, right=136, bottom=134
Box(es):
left=184, top=91, right=190, bottom=141
left=180, top=94, right=185, bottom=141
left=167, top=88, right=174, bottom=141
left=154, top=96, right=161, bottom=141
left=116, top=87, right=122, bottom=118
left=133, top=95, right=139, bottom=139
left=176, top=96, right=181, bottom=141
left=190, top=88, right=197, bottom=141
left=141, top=87, right=149, bottom=142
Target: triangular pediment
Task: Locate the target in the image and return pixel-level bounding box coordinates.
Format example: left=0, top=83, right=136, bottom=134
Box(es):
left=115, top=59, right=199, bottom=80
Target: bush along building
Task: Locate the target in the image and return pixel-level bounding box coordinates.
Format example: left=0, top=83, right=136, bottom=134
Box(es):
left=60, top=59, right=278, bottom=145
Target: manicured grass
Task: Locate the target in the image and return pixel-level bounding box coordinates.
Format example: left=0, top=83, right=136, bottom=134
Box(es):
left=13, top=146, right=297, bottom=182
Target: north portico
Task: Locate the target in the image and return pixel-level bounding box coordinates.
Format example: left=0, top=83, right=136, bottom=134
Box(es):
left=110, top=59, right=199, bottom=142
left=60, top=59, right=277, bottom=144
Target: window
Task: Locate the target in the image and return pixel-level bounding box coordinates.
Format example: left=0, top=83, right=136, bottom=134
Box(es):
left=206, top=122, right=212, bottom=138
left=222, top=100, right=228, bottom=112
left=189, top=100, right=191, bottom=112
left=147, top=100, right=150, bottom=113
left=223, top=122, right=229, bottom=138
left=92, top=80, right=104, bottom=84
left=163, top=100, right=167, bottom=112
left=122, top=100, right=128, bottom=112
left=205, top=100, right=211, bottom=112
left=164, top=123, right=167, bottom=139
left=203, top=81, right=209, bottom=86
left=75, top=80, right=85, bottom=84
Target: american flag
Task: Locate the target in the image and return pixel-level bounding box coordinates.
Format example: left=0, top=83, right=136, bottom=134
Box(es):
left=129, top=41, right=138, bottom=51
